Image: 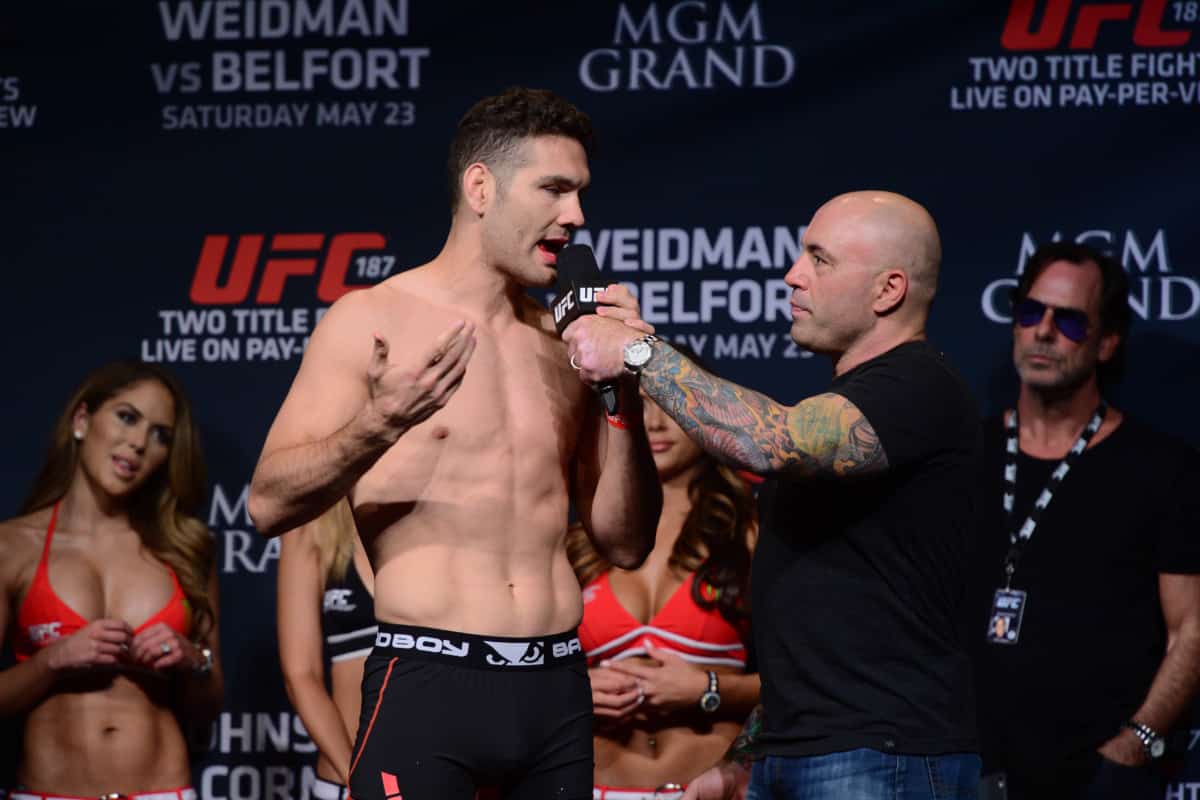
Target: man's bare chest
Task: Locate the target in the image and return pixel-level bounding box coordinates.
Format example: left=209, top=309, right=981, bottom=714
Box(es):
left=370, top=321, right=589, bottom=465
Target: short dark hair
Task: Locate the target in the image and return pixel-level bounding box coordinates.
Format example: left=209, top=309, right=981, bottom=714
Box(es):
left=447, top=87, right=594, bottom=212
left=1013, top=241, right=1132, bottom=384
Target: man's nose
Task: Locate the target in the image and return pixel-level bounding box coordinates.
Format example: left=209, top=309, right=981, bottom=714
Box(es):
left=1034, top=308, right=1057, bottom=340
left=784, top=257, right=808, bottom=289
left=560, top=194, right=585, bottom=229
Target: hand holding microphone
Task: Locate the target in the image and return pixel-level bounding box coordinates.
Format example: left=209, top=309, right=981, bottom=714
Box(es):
left=593, top=283, right=656, bottom=335
left=552, top=245, right=654, bottom=412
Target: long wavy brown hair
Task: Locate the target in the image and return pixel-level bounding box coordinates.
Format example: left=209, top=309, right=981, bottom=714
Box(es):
left=567, top=348, right=757, bottom=622
left=567, top=460, right=756, bottom=622
left=21, top=361, right=215, bottom=640
left=310, top=498, right=358, bottom=583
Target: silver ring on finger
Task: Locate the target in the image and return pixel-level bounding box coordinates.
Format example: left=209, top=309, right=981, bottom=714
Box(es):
left=161, top=642, right=172, bottom=655
left=570, top=354, right=581, bottom=370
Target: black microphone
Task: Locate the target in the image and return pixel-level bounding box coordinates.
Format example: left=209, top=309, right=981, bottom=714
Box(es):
left=551, top=244, right=620, bottom=415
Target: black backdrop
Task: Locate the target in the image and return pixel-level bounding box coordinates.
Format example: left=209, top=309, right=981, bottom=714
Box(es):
left=3, top=1, right=1199, bottom=795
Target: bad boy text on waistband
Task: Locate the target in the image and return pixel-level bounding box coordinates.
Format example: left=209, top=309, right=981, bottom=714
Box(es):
left=373, top=623, right=584, bottom=669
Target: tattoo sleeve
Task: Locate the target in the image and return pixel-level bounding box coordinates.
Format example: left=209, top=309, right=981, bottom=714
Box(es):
left=639, top=343, right=888, bottom=477
left=728, top=704, right=764, bottom=767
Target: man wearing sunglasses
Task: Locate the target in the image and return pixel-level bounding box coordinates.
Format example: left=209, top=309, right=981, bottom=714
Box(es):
left=968, top=241, right=1200, bottom=799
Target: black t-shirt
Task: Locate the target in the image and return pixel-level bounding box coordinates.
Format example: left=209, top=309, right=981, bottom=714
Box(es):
left=968, top=415, right=1200, bottom=778
left=752, top=340, right=981, bottom=756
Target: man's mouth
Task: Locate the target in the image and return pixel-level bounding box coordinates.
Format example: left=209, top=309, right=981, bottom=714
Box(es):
left=1024, top=351, right=1059, bottom=367
left=538, top=238, right=568, bottom=264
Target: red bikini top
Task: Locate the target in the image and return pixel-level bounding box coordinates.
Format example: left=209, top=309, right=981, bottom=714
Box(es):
left=578, top=571, right=748, bottom=668
left=12, top=503, right=192, bottom=661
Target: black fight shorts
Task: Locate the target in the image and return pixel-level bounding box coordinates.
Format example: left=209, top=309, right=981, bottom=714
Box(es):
left=347, top=623, right=592, bottom=800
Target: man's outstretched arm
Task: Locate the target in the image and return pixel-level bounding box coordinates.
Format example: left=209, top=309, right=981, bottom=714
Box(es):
left=639, top=342, right=887, bottom=478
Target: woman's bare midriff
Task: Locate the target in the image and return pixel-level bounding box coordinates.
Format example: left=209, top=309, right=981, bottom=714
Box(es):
left=594, top=662, right=744, bottom=789
left=20, top=673, right=190, bottom=793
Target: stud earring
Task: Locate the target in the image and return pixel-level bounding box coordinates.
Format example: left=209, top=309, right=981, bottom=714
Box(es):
left=73, top=429, right=84, bottom=441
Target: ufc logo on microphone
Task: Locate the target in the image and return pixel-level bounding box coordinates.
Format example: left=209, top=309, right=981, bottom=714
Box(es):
left=553, top=291, right=577, bottom=324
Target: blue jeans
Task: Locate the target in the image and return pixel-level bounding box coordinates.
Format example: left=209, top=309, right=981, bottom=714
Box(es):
left=748, top=749, right=981, bottom=800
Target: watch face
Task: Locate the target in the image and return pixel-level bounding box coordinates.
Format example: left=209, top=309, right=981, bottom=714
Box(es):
left=1150, top=738, right=1166, bottom=758
left=626, top=340, right=652, bottom=366
left=700, top=692, right=721, bottom=712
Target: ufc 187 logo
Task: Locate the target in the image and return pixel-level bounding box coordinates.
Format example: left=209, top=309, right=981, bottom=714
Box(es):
left=189, top=233, right=395, bottom=305
left=1002, top=0, right=1192, bottom=49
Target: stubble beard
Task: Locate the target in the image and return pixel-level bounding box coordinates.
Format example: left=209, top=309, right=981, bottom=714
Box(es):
left=789, top=317, right=825, bottom=353
left=1016, top=346, right=1096, bottom=400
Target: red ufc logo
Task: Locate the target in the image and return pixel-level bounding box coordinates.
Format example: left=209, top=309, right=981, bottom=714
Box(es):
left=189, top=233, right=389, bottom=305
left=1001, top=0, right=1190, bottom=49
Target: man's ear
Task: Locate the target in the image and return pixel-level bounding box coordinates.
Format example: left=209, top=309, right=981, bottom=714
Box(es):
left=462, top=162, right=494, bottom=216
left=1097, top=331, right=1120, bottom=364
left=872, top=269, right=909, bottom=315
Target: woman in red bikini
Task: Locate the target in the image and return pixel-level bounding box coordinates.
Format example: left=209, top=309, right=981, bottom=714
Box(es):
left=0, top=360, right=222, bottom=799
left=568, top=348, right=760, bottom=800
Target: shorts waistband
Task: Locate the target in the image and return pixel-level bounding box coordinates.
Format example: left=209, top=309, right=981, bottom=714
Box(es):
left=8, top=788, right=197, bottom=800
left=310, top=779, right=347, bottom=800
left=593, top=785, right=685, bottom=800
left=372, top=622, right=584, bottom=670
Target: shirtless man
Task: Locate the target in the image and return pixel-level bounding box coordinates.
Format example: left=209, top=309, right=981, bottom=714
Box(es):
left=248, top=87, right=662, bottom=800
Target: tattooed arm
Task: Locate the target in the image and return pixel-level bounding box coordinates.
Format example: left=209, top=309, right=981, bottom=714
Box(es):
left=678, top=705, right=761, bottom=800
left=639, top=342, right=888, bottom=478
left=727, top=703, right=765, bottom=768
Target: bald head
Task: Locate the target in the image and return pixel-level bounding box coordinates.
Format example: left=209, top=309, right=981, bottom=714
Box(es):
left=818, top=190, right=942, bottom=314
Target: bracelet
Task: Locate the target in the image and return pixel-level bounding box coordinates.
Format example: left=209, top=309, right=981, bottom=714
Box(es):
left=193, top=645, right=214, bottom=676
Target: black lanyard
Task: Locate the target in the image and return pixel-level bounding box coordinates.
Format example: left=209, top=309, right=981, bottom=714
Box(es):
left=1001, top=403, right=1107, bottom=589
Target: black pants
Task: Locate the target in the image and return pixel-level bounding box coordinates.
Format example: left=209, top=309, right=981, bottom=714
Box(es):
left=997, top=754, right=1166, bottom=800
left=347, top=624, right=593, bottom=800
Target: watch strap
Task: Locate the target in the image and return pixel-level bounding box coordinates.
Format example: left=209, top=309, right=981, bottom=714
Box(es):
left=1123, top=720, right=1163, bottom=757
left=698, top=669, right=720, bottom=712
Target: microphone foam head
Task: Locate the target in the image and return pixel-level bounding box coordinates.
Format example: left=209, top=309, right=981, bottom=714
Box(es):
left=556, top=244, right=601, bottom=289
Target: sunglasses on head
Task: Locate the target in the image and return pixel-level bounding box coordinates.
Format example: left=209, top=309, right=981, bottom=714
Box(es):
left=1013, top=297, right=1090, bottom=343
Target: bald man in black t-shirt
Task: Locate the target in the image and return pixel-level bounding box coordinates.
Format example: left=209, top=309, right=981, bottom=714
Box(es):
left=565, top=191, right=983, bottom=800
